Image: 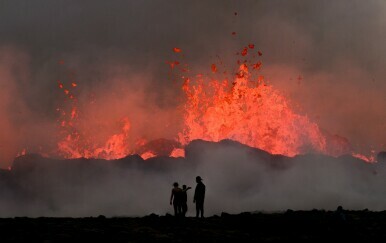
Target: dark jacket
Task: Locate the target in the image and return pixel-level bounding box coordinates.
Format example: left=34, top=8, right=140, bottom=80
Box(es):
left=194, top=182, right=205, bottom=202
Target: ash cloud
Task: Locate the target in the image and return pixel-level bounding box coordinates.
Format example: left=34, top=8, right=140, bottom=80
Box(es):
left=0, top=0, right=385, bottom=167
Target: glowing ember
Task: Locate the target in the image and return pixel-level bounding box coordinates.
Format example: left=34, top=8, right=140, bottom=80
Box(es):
left=173, top=47, right=182, bottom=53
left=241, top=47, right=248, bottom=56
left=16, top=148, right=27, bottom=157
left=252, top=61, right=262, bottom=70
left=211, top=64, right=217, bottom=73
left=167, top=61, right=180, bottom=69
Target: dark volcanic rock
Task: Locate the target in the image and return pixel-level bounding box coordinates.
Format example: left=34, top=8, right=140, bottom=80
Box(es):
left=1, top=211, right=386, bottom=241
left=185, top=139, right=293, bottom=170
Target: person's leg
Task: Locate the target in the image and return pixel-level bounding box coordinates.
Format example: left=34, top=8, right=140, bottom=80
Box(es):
left=199, top=202, right=204, bottom=218
left=182, top=203, right=187, bottom=216
left=196, top=202, right=200, bottom=217
left=173, top=203, right=178, bottom=216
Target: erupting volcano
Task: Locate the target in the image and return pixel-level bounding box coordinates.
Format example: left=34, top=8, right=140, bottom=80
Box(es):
left=1, top=0, right=386, bottom=226
left=43, top=45, right=375, bottom=162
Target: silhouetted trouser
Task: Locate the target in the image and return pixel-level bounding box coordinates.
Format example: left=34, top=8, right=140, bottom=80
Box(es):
left=196, top=200, right=204, bottom=218
left=173, top=201, right=182, bottom=216
left=182, top=203, right=188, bottom=217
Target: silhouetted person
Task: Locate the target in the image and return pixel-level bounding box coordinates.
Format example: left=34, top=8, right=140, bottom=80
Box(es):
left=334, top=205, right=347, bottom=222
left=170, top=182, right=183, bottom=216
left=193, top=176, right=206, bottom=218
left=332, top=205, right=348, bottom=236
left=181, top=185, right=192, bottom=217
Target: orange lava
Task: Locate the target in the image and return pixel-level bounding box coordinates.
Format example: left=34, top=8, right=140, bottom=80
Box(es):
left=140, top=151, right=156, bottom=160
left=51, top=45, right=375, bottom=162
left=170, top=148, right=185, bottom=158
left=56, top=79, right=134, bottom=159
left=179, top=64, right=332, bottom=156
left=352, top=152, right=376, bottom=163
left=57, top=114, right=132, bottom=160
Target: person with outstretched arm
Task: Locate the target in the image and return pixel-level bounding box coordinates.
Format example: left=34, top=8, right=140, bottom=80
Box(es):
left=181, top=185, right=192, bottom=217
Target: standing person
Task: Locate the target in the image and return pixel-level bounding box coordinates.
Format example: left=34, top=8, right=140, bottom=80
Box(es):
left=181, top=185, right=192, bottom=217
left=193, top=176, right=206, bottom=218
left=170, top=182, right=182, bottom=216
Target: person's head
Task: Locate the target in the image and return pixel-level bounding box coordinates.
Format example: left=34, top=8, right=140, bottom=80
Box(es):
left=173, top=182, right=178, bottom=188
left=196, top=176, right=203, bottom=183
left=182, top=185, right=187, bottom=190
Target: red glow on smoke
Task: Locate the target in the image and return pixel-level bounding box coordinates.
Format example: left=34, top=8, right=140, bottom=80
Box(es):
left=45, top=44, right=377, bottom=162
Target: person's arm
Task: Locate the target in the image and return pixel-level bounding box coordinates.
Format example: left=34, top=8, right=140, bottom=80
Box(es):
left=170, top=189, right=174, bottom=205
left=183, top=187, right=192, bottom=192
left=193, top=187, right=196, bottom=203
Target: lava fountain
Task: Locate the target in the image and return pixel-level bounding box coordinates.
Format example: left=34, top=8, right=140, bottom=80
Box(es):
left=177, top=48, right=353, bottom=157
left=49, top=45, right=374, bottom=161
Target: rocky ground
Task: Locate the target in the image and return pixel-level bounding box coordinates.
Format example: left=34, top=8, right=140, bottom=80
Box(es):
left=1, top=210, right=386, bottom=242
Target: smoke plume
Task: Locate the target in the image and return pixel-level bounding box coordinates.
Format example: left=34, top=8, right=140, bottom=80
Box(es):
left=1, top=140, right=385, bottom=217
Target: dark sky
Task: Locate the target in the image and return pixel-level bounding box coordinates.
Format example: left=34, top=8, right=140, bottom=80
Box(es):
left=0, top=0, right=385, bottom=166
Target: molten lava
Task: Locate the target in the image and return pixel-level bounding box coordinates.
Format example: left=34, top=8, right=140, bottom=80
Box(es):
left=178, top=64, right=335, bottom=157
left=56, top=80, right=133, bottom=160
left=51, top=45, right=375, bottom=162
